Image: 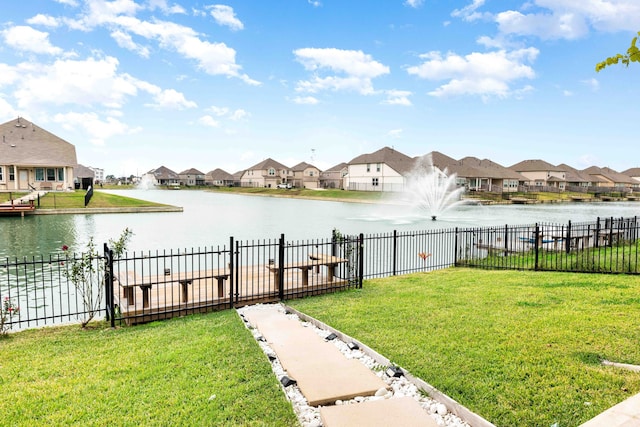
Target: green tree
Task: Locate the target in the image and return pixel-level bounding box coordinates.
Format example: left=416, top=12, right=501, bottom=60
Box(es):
left=596, top=31, right=640, bottom=72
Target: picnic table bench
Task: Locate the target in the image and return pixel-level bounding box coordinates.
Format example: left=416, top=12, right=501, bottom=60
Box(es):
left=267, top=254, right=347, bottom=287
left=116, top=269, right=230, bottom=308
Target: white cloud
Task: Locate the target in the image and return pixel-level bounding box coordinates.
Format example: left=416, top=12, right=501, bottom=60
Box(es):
left=294, top=48, right=389, bottom=95
left=53, top=112, right=140, bottom=146
left=208, top=5, right=244, bottom=31
left=147, top=0, right=186, bottom=14
left=494, top=1, right=640, bottom=40
left=292, top=96, right=319, bottom=105
left=11, top=56, right=138, bottom=110
left=205, top=105, right=249, bottom=120
left=26, top=14, right=61, bottom=28
left=563, top=90, right=573, bottom=96
left=404, top=0, right=424, bottom=8
left=581, top=77, right=599, bottom=91
left=146, top=88, right=197, bottom=110
left=496, top=10, right=589, bottom=40
left=407, top=48, right=538, bottom=99
left=1, top=26, right=63, bottom=55
left=451, top=0, right=488, bottom=22
left=110, top=30, right=151, bottom=57
left=198, top=115, right=220, bottom=127
left=382, top=90, right=412, bottom=106
left=308, top=0, right=322, bottom=7
left=55, top=0, right=79, bottom=6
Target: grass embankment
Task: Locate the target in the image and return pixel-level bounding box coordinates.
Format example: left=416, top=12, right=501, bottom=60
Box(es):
left=0, top=311, right=297, bottom=426
left=288, top=268, right=640, bottom=427
left=37, top=190, right=167, bottom=209
left=205, top=185, right=394, bottom=203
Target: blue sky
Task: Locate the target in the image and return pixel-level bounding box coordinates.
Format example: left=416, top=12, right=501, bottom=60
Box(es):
left=1, top=0, right=638, bottom=177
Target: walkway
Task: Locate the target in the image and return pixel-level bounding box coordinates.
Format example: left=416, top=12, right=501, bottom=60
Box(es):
left=241, top=304, right=450, bottom=427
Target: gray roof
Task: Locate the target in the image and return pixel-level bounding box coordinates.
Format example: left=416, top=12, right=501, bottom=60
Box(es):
left=348, top=146, right=415, bottom=175
left=291, top=161, right=320, bottom=172
left=583, top=166, right=636, bottom=185
left=148, top=165, right=179, bottom=180
left=451, top=157, right=525, bottom=180
left=0, top=117, right=77, bottom=167
left=246, top=158, right=290, bottom=171
left=622, top=167, right=640, bottom=177
left=323, top=162, right=348, bottom=172
left=179, top=168, right=204, bottom=175
left=74, top=164, right=95, bottom=179
left=557, top=163, right=592, bottom=183
left=206, top=168, right=234, bottom=180
left=509, top=159, right=564, bottom=172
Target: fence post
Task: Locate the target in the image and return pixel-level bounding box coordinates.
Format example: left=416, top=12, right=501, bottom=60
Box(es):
left=103, top=243, right=115, bottom=328
left=278, top=233, right=285, bottom=300
left=331, top=229, right=337, bottom=257
left=453, top=227, right=459, bottom=266
left=229, top=236, right=235, bottom=310
left=392, top=230, right=397, bottom=276
left=234, top=239, right=240, bottom=306
left=565, top=221, right=571, bottom=254
left=358, top=233, right=364, bottom=289
left=595, top=217, right=601, bottom=248
left=534, top=224, right=540, bottom=271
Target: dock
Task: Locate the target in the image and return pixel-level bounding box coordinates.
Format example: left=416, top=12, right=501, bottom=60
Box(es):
left=114, top=255, right=350, bottom=325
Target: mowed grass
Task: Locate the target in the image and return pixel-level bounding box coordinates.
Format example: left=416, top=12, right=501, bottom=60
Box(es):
left=37, top=190, right=167, bottom=209
left=288, top=268, right=640, bottom=427
left=0, top=311, right=297, bottom=427
left=205, top=185, right=395, bottom=203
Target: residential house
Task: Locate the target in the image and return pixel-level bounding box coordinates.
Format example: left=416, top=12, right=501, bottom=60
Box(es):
left=179, top=168, right=205, bottom=186
left=240, top=158, right=291, bottom=188
left=142, top=166, right=180, bottom=186
left=73, top=164, right=95, bottom=190
left=582, top=166, right=637, bottom=191
left=509, top=159, right=567, bottom=190
left=557, top=164, right=598, bottom=190
left=622, top=167, right=640, bottom=185
left=205, top=168, right=235, bottom=187
left=320, top=162, right=348, bottom=189
left=448, top=157, right=525, bottom=193
left=345, top=146, right=415, bottom=191
left=232, top=170, right=244, bottom=187
left=291, top=162, right=321, bottom=189
left=0, top=117, right=77, bottom=191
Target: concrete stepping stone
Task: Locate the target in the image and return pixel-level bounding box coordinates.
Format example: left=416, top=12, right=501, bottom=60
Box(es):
left=243, top=305, right=387, bottom=406
left=320, top=397, right=438, bottom=427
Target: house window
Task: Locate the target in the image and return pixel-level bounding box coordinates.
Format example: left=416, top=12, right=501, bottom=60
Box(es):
left=309, top=171, right=314, bottom=177
left=268, top=168, right=275, bottom=176
left=9, top=166, right=15, bottom=181
left=376, top=163, right=381, bottom=172
left=46, top=168, right=56, bottom=181
left=366, top=164, right=371, bottom=172
left=0, top=166, right=3, bottom=181
left=372, top=178, right=379, bottom=186
left=57, top=168, right=64, bottom=181
left=36, top=168, right=44, bottom=181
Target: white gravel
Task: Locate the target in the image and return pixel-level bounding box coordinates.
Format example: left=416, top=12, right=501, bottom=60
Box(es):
left=237, top=303, right=471, bottom=427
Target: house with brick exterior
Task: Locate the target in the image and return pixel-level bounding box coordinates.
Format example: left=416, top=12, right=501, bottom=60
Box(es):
left=291, top=162, right=321, bottom=189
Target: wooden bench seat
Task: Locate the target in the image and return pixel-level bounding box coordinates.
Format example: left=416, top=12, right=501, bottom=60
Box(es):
left=267, top=254, right=347, bottom=287
left=116, top=269, right=230, bottom=308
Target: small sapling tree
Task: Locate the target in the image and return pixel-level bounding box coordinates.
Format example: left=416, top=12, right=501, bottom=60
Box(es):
left=63, top=228, right=133, bottom=328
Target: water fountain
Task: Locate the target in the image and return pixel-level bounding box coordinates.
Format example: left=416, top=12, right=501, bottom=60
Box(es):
left=403, top=154, right=466, bottom=220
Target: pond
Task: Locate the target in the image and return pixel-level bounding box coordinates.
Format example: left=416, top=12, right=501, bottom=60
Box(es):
left=0, top=188, right=638, bottom=257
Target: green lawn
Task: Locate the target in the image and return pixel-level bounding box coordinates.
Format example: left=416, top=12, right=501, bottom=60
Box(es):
left=36, top=190, right=167, bottom=209
left=0, top=311, right=297, bottom=427
left=205, top=185, right=395, bottom=203
left=287, top=268, right=640, bottom=427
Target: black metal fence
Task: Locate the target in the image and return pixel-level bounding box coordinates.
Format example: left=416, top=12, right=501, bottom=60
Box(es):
left=2, top=217, right=638, bottom=331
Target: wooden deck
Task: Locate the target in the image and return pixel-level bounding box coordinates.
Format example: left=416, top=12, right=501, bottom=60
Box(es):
left=115, top=256, right=350, bottom=325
